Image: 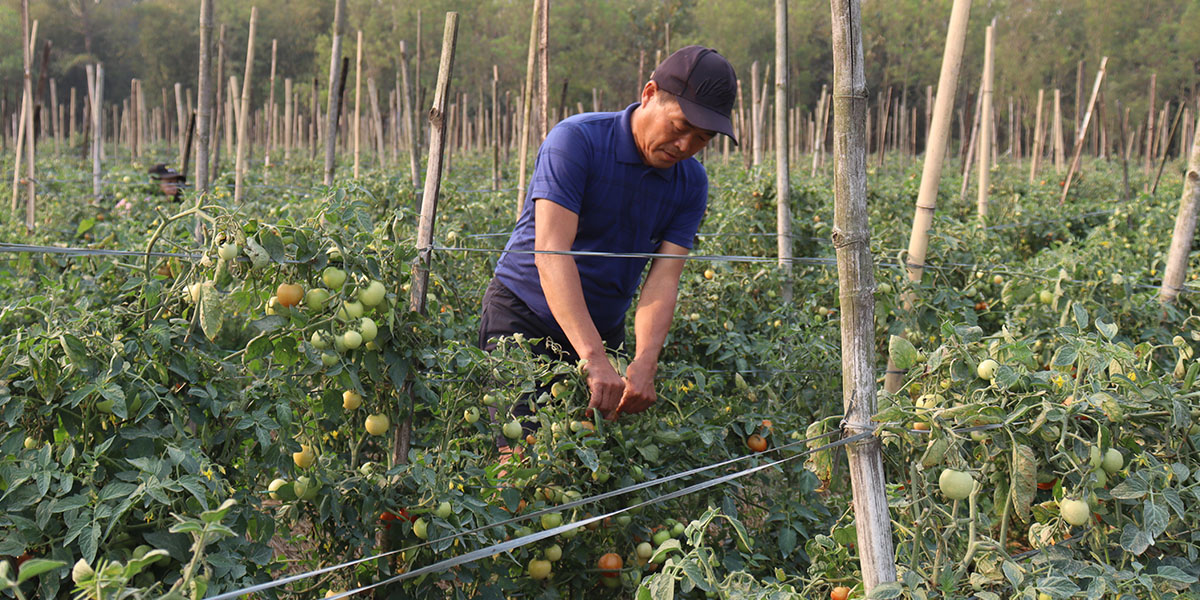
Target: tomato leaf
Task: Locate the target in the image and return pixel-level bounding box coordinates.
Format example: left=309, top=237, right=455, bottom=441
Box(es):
left=16, top=559, right=66, bottom=584
left=865, top=581, right=903, bottom=599
left=888, top=335, right=919, bottom=370
left=1011, top=444, right=1037, bottom=523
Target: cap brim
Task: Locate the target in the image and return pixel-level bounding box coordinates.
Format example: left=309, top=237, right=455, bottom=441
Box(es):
left=675, top=95, right=738, bottom=146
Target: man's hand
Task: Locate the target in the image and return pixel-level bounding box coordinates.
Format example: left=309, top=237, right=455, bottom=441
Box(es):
left=616, top=357, right=657, bottom=415
left=584, top=357, right=625, bottom=421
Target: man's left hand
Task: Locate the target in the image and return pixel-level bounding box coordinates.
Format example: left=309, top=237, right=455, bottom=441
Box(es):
left=616, top=358, right=657, bottom=417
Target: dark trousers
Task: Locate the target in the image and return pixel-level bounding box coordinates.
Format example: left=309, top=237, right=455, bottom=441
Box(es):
left=477, top=278, right=624, bottom=442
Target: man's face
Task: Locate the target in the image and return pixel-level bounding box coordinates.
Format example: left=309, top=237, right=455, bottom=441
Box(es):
left=158, top=179, right=180, bottom=197
left=634, top=84, right=716, bottom=169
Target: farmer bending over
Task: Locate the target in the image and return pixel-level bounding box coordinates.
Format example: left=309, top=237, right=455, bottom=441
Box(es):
left=478, top=46, right=737, bottom=442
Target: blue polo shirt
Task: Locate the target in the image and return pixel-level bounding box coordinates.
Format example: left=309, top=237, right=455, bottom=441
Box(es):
left=494, top=103, right=708, bottom=336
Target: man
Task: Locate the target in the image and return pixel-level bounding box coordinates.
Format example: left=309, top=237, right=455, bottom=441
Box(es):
left=148, top=163, right=185, bottom=201
left=479, top=45, right=737, bottom=431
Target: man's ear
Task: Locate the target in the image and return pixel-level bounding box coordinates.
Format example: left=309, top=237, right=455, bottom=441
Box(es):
left=640, top=81, right=658, bottom=105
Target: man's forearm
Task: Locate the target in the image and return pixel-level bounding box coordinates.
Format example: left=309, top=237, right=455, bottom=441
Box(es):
left=535, top=253, right=607, bottom=363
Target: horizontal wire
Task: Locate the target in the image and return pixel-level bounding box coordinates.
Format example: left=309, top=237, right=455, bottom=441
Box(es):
left=209, top=428, right=869, bottom=600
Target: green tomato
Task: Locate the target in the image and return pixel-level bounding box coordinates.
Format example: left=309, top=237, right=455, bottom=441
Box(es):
left=358, top=317, right=378, bottom=343
left=544, top=544, right=562, bottom=562
left=358, top=280, right=387, bottom=307
left=464, top=407, right=480, bottom=424
left=342, top=330, right=363, bottom=350
left=217, top=243, right=239, bottom=261
left=304, top=288, right=331, bottom=311
left=1060, top=498, right=1091, bottom=526
left=939, top=469, right=975, bottom=500
left=503, top=420, right=524, bottom=440
left=412, top=517, right=429, bottom=539
left=1101, top=448, right=1124, bottom=474
left=435, top=501, right=452, bottom=519
left=540, top=512, right=563, bottom=530
left=976, top=359, right=999, bottom=381
left=652, top=529, right=671, bottom=545
left=322, top=267, right=347, bottom=289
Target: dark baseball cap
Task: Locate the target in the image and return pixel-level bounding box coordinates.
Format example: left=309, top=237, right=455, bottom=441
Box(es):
left=651, top=46, right=738, bottom=144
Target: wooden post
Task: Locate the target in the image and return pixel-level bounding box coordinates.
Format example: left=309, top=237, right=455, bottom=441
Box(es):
left=399, top=11, right=459, bottom=467
left=1060, top=57, right=1107, bottom=203
left=811, top=85, right=827, bottom=177
left=829, top=0, right=897, bottom=591
left=751, top=61, right=761, bottom=165
left=283, top=77, right=292, bottom=161
left=88, top=64, right=103, bottom=201
left=175, top=82, right=187, bottom=163
left=1159, top=109, right=1200, bottom=305
left=492, top=64, right=500, bottom=190
left=353, top=29, right=362, bottom=178
left=1029, top=89, right=1044, bottom=184
left=233, top=7, right=257, bottom=204
left=323, top=0, right=347, bottom=185
left=515, top=0, right=540, bottom=218
left=195, top=0, right=213, bottom=193
left=15, top=3, right=36, bottom=228
left=368, top=78, right=385, bottom=163
left=977, top=24, right=994, bottom=221
left=69, top=85, right=76, bottom=147
left=265, top=38, right=277, bottom=169
left=210, top=24, right=226, bottom=181
left=538, top=0, right=550, bottom=142
left=884, top=0, right=970, bottom=394
left=1053, top=88, right=1064, bottom=170
left=400, top=40, right=419, bottom=188
left=49, top=78, right=59, bottom=153
left=775, top=0, right=792, bottom=301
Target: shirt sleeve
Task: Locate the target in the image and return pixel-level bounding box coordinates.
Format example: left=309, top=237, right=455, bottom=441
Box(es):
left=527, top=122, right=590, bottom=214
left=659, top=170, right=708, bottom=250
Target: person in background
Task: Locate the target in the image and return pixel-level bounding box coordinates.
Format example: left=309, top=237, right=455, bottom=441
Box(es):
left=148, top=163, right=185, bottom=201
left=478, top=45, right=738, bottom=448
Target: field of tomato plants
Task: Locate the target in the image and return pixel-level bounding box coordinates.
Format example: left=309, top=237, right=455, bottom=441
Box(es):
left=2, top=145, right=1200, bottom=600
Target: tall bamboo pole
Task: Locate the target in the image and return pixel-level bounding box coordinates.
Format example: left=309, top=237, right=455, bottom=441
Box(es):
left=1060, top=57, right=1107, bottom=203
left=1029, top=89, right=1044, bottom=183
left=195, top=0, right=213, bottom=192
left=87, top=64, right=103, bottom=201
left=515, top=0, right=540, bottom=218
left=775, top=0, right=792, bottom=300
left=829, top=0, right=897, bottom=590
left=368, top=78, right=385, bottom=162
left=751, top=61, right=762, bottom=166
left=265, top=38, right=277, bottom=169
left=282, top=77, right=292, bottom=161
left=492, top=65, right=500, bottom=190
left=1159, top=109, right=1200, bottom=305
left=537, top=0, right=550, bottom=141
left=210, top=24, right=226, bottom=181
left=977, top=24, right=994, bottom=221
left=323, top=0, right=347, bottom=185
left=1052, top=89, right=1064, bottom=170
left=17, top=3, right=36, bottom=229
left=400, top=40, right=419, bottom=188
left=884, top=0, right=970, bottom=394
left=398, top=11, right=459, bottom=467
left=233, top=7, right=257, bottom=203
left=811, top=85, right=827, bottom=176
left=353, top=29, right=363, bottom=178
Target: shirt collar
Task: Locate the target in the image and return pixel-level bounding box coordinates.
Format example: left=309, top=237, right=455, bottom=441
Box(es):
left=616, top=103, right=674, bottom=181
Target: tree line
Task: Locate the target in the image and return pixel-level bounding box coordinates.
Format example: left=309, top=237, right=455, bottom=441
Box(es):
left=1, top=0, right=1197, bottom=134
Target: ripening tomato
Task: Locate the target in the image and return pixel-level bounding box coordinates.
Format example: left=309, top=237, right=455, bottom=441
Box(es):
left=597, top=552, right=623, bottom=578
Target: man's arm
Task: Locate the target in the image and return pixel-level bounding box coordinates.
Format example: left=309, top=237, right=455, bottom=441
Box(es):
left=533, top=199, right=625, bottom=420
left=616, top=241, right=689, bottom=415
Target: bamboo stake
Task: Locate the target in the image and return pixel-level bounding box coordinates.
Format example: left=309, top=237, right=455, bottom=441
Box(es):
left=368, top=78, right=385, bottom=162
left=69, top=85, right=76, bottom=147
left=234, top=7, right=258, bottom=204
left=210, top=24, right=226, bottom=181
left=88, top=64, right=103, bottom=201
left=283, top=78, right=292, bottom=161
left=538, top=0, right=550, bottom=142
left=751, top=61, right=762, bottom=165
left=13, top=7, right=36, bottom=225
left=884, top=0, right=970, bottom=394
left=323, top=0, right=347, bottom=185
left=1029, top=89, right=1044, bottom=183
left=1159, top=109, right=1200, bottom=305
left=515, top=0, right=540, bottom=218
left=353, top=30, right=362, bottom=178
left=50, top=78, right=59, bottom=153
left=399, top=11, right=459, bottom=467
left=1060, top=56, right=1107, bottom=204
left=175, top=83, right=187, bottom=163
left=1053, top=89, right=1064, bottom=170
left=811, top=85, right=827, bottom=177
left=1151, top=105, right=1184, bottom=195
left=775, top=0, right=791, bottom=301
left=492, top=65, right=500, bottom=190
left=977, top=24, right=994, bottom=221
left=265, top=38, right=277, bottom=169
left=828, top=0, right=897, bottom=590
left=400, top=40, right=419, bottom=188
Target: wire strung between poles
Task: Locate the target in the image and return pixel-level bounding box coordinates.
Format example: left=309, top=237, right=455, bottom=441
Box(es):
left=206, top=429, right=872, bottom=600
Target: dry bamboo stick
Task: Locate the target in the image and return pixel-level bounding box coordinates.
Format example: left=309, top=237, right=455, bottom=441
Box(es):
left=1053, top=89, right=1064, bottom=170
left=885, top=0, right=970, bottom=394
left=399, top=11, right=460, bottom=467
left=400, top=40, right=419, bottom=188
left=977, top=24, right=994, bottom=221
left=1060, top=56, right=1107, bottom=203
left=323, top=0, right=347, bottom=185
left=538, top=0, right=550, bottom=142
left=234, top=7, right=258, bottom=203
left=265, top=38, right=277, bottom=169
left=353, top=30, right=363, bottom=178
left=1159, top=109, right=1200, bottom=305
left=195, top=0, right=213, bottom=193
left=775, top=0, right=791, bottom=301
left=515, top=0, right=540, bottom=217
left=1029, top=89, right=1044, bottom=183
left=829, top=0, right=897, bottom=590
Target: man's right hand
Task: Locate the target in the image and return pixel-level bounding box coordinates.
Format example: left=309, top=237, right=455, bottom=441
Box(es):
left=584, top=358, right=625, bottom=421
